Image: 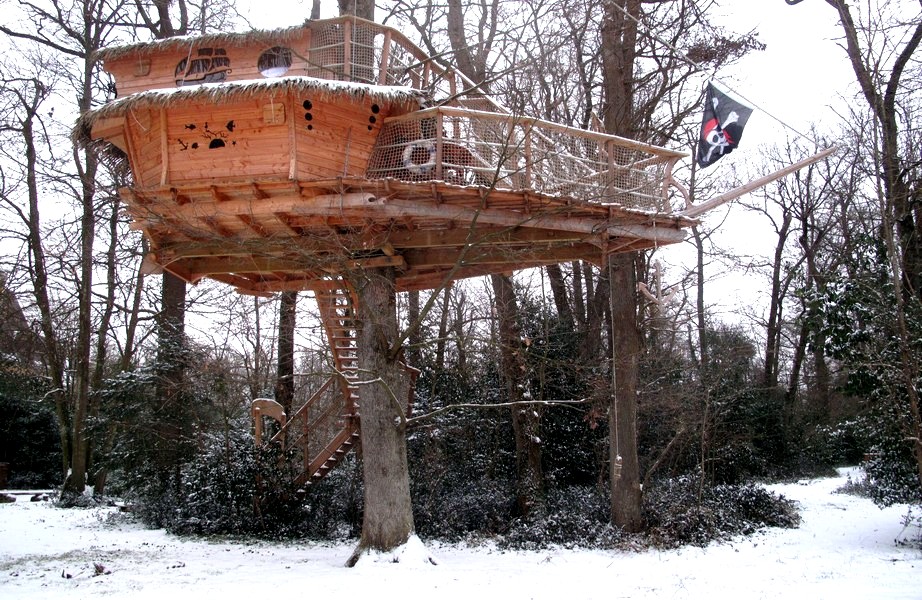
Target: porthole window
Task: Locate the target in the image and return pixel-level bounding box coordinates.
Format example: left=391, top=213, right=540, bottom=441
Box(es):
left=258, top=46, right=293, bottom=78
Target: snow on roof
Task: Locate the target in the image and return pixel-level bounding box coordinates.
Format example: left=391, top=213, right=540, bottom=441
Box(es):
left=75, top=76, right=424, bottom=142
left=95, top=22, right=312, bottom=62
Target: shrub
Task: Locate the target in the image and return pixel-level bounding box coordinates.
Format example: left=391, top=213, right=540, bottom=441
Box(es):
left=499, top=486, right=621, bottom=549
left=643, top=476, right=800, bottom=548
left=414, top=478, right=515, bottom=541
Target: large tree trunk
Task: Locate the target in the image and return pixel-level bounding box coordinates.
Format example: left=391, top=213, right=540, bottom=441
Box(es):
left=275, top=291, right=297, bottom=417
left=63, top=52, right=101, bottom=498
left=348, top=268, right=414, bottom=564
left=491, top=273, right=545, bottom=517
left=608, top=253, right=643, bottom=531
left=600, top=0, right=643, bottom=530
left=154, top=272, right=187, bottom=483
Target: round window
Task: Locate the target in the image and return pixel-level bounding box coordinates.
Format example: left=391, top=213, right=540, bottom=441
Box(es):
left=258, top=46, right=293, bottom=78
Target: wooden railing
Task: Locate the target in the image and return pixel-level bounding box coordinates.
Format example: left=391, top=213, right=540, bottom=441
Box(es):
left=366, top=106, right=688, bottom=212
left=301, top=16, right=470, bottom=100
left=270, top=373, right=357, bottom=485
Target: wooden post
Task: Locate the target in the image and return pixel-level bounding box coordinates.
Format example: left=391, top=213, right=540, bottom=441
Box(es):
left=680, top=147, right=836, bottom=218
left=378, top=30, right=392, bottom=85
left=343, top=20, right=352, bottom=80
left=304, top=27, right=313, bottom=75
left=254, top=406, right=263, bottom=445
left=523, top=123, right=532, bottom=188
left=288, top=95, right=298, bottom=179
left=435, top=111, right=444, bottom=181
left=159, top=108, right=169, bottom=186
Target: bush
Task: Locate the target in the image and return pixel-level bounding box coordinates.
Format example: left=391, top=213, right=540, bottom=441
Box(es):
left=643, top=476, right=800, bottom=548
left=0, top=363, right=60, bottom=488
left=414, top=478, right=515, bottom=541
left=129, top=429, right=328, bottom=538
left=499, top=486, right=621, bottom=550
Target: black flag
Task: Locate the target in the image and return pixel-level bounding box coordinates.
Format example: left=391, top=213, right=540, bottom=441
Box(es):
left=696, top=83, right=753, bottom=168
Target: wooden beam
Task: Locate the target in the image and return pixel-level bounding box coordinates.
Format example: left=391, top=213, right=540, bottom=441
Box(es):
left=381, top=197, right=686, bottom=244
left=680, top=147, right=837, bottom=218
left=159, top=108, right=169, bottom=186
left=384, top=106, right=688, bottom=159
left=401, top=243, right=603, bottom=268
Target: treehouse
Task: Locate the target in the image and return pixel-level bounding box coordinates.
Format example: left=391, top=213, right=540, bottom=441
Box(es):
left=80, top=16, right=698, bottom=487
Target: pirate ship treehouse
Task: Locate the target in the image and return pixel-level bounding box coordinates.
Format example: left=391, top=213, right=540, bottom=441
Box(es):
left=82, top=16, right=696, bottom=486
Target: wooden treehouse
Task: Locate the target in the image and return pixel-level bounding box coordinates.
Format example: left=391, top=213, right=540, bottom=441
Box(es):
left=82, top=16, right=700, bottom=488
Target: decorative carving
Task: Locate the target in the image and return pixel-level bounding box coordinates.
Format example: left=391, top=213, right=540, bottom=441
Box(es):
left=175, top=48, right=231, bottom=86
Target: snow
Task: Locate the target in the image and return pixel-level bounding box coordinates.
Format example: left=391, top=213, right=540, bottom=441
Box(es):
left=1, top=468, right=919, bottom=599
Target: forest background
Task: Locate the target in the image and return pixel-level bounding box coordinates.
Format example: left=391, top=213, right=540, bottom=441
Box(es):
left=0, top=0, right=919, bottom=550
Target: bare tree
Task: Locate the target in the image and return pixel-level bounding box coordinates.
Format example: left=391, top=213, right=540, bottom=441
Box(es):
left=817, top=0, right=922, bottom=486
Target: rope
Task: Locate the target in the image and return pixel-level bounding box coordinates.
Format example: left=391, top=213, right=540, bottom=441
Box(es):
left=603, top=0, right=824, bottom=148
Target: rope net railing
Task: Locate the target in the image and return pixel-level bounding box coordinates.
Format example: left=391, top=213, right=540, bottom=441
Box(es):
left=303, top=18, right=463, bottom=99
left=367, top=107, right=685, bottom=211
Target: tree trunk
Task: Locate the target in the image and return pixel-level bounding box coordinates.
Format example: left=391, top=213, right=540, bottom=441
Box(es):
left=275, top=291, right=297, bottom=417
left=63, top=51, right=101, bottom=497
left=762, top=211, right=792, bottom=391
left=154, top=272, right=187, bottom=480
left=572, top=261, right=587, bottom=330
left=600, top=0, right=642, bottom=530
left=21, top=82, right=70, bottom=481
left=546, top=264, right=574, bottom=332
left=406, top=289, right=422, bottom=367
left=348, top=267, right=414, bottom=564
left=609, top=253, right=643, bottom=531
left=691, top=226, right=708, bottom=371
left=491, top=273, right=545, bottom=517
left=435, top=287, right=451, bottom=370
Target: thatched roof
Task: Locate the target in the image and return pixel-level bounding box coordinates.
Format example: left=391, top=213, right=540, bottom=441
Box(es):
left=94, top=22, right=312, bottom=63
left=74, top=76, right=425, bottom=145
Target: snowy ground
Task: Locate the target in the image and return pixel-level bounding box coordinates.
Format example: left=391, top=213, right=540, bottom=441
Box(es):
left=1, top=468, right=919, bottom=599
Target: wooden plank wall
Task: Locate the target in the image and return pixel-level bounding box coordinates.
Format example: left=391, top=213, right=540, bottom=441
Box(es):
left=107, top=30, right=322, bottom=96
left=293, top=95, right=389, bottom=180
left=164, top=98, right=290, bottom=184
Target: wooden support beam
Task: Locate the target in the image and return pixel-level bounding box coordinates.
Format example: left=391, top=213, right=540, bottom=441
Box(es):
left=402, top=242, right=603, bottom=268
left=139, top=192, right=377, bottom=223
left=159, top=108, right=169, bottom=186
left=381, top=197, right=686, bottom=244
left=680, top=147, right=837, bottom=218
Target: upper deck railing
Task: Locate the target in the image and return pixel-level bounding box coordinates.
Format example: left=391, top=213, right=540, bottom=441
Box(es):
left=367, top=106, right=687, bottom=212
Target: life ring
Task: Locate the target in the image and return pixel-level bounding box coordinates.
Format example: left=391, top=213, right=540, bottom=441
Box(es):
left=402, top=141, right=436, bottom=175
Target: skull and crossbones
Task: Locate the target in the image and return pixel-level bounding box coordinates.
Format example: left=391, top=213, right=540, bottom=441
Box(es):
left=700, top=95, right=741, bottom=164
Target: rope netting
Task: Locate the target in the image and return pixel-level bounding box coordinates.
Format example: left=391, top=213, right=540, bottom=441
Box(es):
left=367, top=109, right=679, bottom=211
left=303, top=20, right=460, bottom=97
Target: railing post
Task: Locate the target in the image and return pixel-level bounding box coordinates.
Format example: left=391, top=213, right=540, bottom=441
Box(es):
left=342, top=19, right=352, bottom=80
left=378, top=30, right=392, bottom=85
left=304, top=27, right=313, bottom=76
left=302, top=403, right=310, bottom=474
left=607, top=140, right=616, bottom=200
left=524, top=122, right=532, bottom=189
left=253, top=407, right=263, bottom=446
left=435, top=110, right=444, bottom=181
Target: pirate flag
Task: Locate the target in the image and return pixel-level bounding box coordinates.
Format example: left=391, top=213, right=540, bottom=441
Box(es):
left=696, top=83, right=754, bottom=169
